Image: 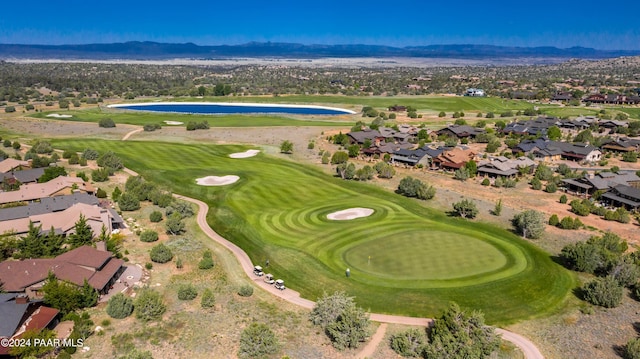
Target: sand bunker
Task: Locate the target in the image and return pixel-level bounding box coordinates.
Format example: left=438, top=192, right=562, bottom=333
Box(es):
left=229, top=150, right=261, bottom=158
left=195, top=175, right=239, bottom=186
left=327, top=208, right=374, bottom=221
left=46, top=114, right=72, bottom=118
left=163, top=120, right=183, bottom=125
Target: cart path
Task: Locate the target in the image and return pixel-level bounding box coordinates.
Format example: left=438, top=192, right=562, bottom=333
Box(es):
left=122, top=128, right=143, bottom=141
left=357, top=323, right=387, bottom=359
left=162, top=192, right=543, bottom=359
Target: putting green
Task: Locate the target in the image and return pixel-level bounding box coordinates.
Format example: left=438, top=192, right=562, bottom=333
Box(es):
left=51, top=138, right=575, bottom=324
left=343, top=230, right=509, bottom=281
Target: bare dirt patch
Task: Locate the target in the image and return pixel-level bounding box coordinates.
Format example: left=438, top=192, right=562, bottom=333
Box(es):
left=327, top=208, right=374, bottom=220
left=195, top=175, right=239, bottom=186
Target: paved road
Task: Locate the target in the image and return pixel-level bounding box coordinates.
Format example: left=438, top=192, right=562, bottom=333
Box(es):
left=169, top=193, right=545, bottom=359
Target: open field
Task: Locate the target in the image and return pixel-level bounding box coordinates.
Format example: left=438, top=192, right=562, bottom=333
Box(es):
left=51, top=138, right=574, bottom=325
left=30, top=107, right=355, bottom=127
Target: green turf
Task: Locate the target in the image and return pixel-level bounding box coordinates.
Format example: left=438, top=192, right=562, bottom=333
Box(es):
left=30, top=108, right=354, bottom=127
left=51, top=139, right=575, bottom=324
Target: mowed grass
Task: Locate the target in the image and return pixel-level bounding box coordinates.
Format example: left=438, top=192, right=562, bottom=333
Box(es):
left=30, top=108, right=354, bottom=127
left=52, top=139, right=575, bottom=324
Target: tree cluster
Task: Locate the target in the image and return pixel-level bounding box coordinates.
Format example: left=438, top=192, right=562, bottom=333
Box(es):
left=396, top=177, right=436, bottom=200
left=310, top=291, right=370, bottom=350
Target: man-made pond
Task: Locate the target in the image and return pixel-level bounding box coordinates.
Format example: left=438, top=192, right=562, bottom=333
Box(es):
left=108, top=102, right=355, bottom=115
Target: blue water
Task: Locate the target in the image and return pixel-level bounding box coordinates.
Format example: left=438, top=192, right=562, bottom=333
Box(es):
left=114, top=103, right=352, bottom=115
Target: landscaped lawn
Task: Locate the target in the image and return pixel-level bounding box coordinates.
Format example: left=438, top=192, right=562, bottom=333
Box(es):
left=31, top=108, right=354, bottom=127
left=53, top=138, right=575, bottom=325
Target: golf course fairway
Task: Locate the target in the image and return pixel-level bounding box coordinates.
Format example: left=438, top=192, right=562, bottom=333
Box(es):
left=53, top=139, right=575, bottom=325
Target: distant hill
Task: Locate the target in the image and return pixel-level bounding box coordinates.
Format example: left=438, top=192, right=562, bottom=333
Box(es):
left=0, top=41, right=638, bottom=60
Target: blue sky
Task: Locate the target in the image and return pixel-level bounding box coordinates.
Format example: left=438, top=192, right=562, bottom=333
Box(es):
left=1, top=0, right=639, bottom=49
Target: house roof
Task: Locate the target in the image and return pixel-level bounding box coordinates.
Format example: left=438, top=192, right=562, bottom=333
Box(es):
left=0, top=193, right=99, bottom=222
left=437, top=125, right=485, bottom=138
left=55, top=245, right=112, bottom=270
left=0, top=299, right=31, bottom=337
left=0, top=168, right=45, bottom=184
left=0, top=245, right=122, bottom=292
left=0, top=203, right=114, bottom=236
left=0, top=176, right=94, bottom=205
left=611, top=184, right=640, bottom=200
left=14, top=306, right=59, bottom=338
left=347, top=129, right=381, bottom=143
left=0, top=159, right=30, bottom=173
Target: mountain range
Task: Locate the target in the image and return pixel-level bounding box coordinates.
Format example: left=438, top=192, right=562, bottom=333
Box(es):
left=0, top=41, right=638, bottom=60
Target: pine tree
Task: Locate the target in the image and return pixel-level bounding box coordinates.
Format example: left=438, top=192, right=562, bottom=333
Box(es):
left=67, top=215, right=94, bottom=248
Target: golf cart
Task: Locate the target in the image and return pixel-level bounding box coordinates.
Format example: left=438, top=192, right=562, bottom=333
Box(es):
left=274, top=279, right=285, bottom=290
left=264, top=273, right=275, bottom=285
left=253, top=265, right=264, bottom=276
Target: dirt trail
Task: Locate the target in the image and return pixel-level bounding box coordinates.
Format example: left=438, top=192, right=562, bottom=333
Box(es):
left=167, top=191, right=545, bottom=359
left=357, top=323, right=387, bottom=359
left=122, top=128, right=143, bottom=141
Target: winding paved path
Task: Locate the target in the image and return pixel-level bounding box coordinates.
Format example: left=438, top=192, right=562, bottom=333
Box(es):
left=169, top=193, right=545, bottom=359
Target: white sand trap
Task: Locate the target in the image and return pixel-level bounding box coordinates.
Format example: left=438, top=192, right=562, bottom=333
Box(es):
left=229, top=149, right=261, bottom=158
left=327, top=208, right=374, bottom=221
left=46, top=114, right=72, bottom=118
left=195, top=175, right=239, bottom=186
left=163, top=120, right=184, bottom=125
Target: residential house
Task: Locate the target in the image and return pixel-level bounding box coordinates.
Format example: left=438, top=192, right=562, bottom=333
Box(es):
left=347, top=129, right=383, bottom=145
left=561, top=172, right=640, bottom=196
left=501, top=116, right=560, bottom=136
left=513, top=140, right=601, bottom=163
left=0, top=193, right=100, bottom=222
left=0, top=168, right=46, bottom=185
left=583, top=94, right=640, bottom=104
left=0, top=158, right=30, bottom=174
left=465, top=88, right=485, bottom=97
left=0, top=245, right=125, bottom=297
left=432, top=147, right=477, bottom=170
left=436, top=125, right=486, bottom=139
left=476, top=156, right=536, bottom=178
left=551, top=92, right=573, bottom=102
left=391, top=146, right=446, bottom=167
left=601, top=185, right=640, bottom=210
left=0, top=202, right=122, bottom=236
left=388, top=106, right=407, bottom=112
left=599, top=120, right=629, bottom=130
left=0, top=294, right=60, bottom=356
left=0, top=176, right=95, bottom=206
left=601, top=138, right=640, bottom=153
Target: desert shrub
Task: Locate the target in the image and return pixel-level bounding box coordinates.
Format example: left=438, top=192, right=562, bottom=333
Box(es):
left=512, top=210, right=546, bottom=239
left=98, top=118, right=116, bottom=128
left=106, top=293, right=134, bottom=319
left=201, top=289, right=216, bottom=309
left=3, top=139, right=10, bottom=147
left=31, top=140, right=53, bottom=154
left=91, top=168, right=110, bottom=182
left=481, top=178, right=490, bottom=186
left=389, top=328, right=426, bottom=357
left=177, top=284, right=197, bottom=301
left=198, top=251, right=215, bottom=270
left=149, top=243, right=173, bottom=263
left=140, top=230, right=159, bottom=243
left=624, top=337, right=640, bottom=359
left=96, top=188, right=107, bottom=198
left=62, top=150, right=75, bottom=159
left=545, top=182, right=557, bottom=193
left=134, top=289, right=166, bottom=322
left=118, top=192, right=140, bottom=211
left=559, top=194, right=568, bottom=204
left=97, top=151, right=123, bottom=170
left=452, top=199, right=478, bottom=219
left=238, top=323, right=279, bottom=359
left=149, top=211, right=163, bottom=223
left=548, top=214, right=559, bottom=226
left=12, top=141, right=21, bottom=150
left=582, top=276, right=623, bottom=308
left=82, top=148, right=99, bottom=160
left=237, top=285, right=254, bottom=297
left=143, top=124, right=162, bottom=132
